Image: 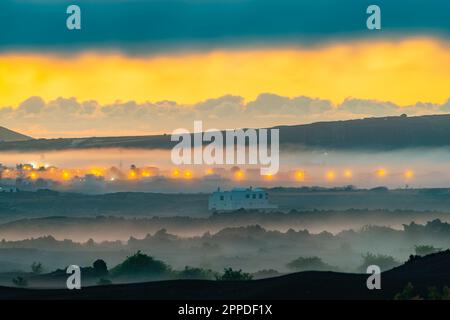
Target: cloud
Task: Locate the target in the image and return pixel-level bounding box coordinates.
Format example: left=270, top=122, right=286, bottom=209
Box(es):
left=246, top=94, right=332, bottom=117
left=1, top=94, right=449, bottom=138
left=338, top=98, right=399, bottom=116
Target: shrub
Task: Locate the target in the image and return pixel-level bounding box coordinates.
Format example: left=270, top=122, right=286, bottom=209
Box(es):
left=414, top=245, right=441, bottom=257
left=252, top=269, right=281, bottom=279
left=12, top=276, right=28, bottom=287
left=286, top=256, right=336, bottom=272
left=31, top=262, right=43, bottom=274
left=177, top=266, right=216, bottom=280
left=394, top=282, right=419, bottom=300
left=97, top=278, right=112, bottom=286
left=111, top=251, right=170, bottom=277
left=358, top=253, right=400, bottom=272
left=93, top=259, right=108, bottom=276
left=216, top=268, right=253, bottom=281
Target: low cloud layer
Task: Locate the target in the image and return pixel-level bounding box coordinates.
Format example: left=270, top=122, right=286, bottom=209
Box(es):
left=1, top=94, right=450, bottom=138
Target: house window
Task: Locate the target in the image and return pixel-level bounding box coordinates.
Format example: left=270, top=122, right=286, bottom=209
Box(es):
left=252, top=194, right=256, bottom=199
left=246, top=194, right=250, bottom=199
left=259, top=194, right=263, bottom=199
left=220, top=196, right=224, bottom=200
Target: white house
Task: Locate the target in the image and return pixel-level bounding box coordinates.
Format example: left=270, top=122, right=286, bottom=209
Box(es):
left=208, top=187, right=278, bottom=211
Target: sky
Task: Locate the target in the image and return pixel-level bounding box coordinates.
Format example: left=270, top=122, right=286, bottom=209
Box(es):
left=0, top=0, right=449, bottom=138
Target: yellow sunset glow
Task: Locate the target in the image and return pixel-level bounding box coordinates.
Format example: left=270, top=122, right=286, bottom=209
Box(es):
left=0, top=38, right=448, bottom=107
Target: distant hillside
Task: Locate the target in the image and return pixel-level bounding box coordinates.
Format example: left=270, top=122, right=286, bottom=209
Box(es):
left=3, top=188, right=450, bottom=220
left=0, top=114, right=450, bottom=151
left=0, top=127, right=32, bottom=142
left=1, top=250, right=450, bottom=299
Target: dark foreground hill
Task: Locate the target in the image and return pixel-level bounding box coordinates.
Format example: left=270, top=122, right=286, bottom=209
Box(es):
left=1, top=251, right=449, bottom=300
left=1, top=114, right=450, bottom=151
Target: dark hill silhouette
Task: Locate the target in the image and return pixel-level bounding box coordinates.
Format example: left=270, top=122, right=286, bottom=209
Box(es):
left=0, top=126, right=32, bottom=142
left=1, top=114, right=450, bottom=151
left=1, top=250, right=449, bottom=300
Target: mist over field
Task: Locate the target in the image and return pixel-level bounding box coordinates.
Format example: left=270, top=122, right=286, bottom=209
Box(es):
left=0, top=215, right=449, bottom=288
left=2, top=146, right=450, bottom=194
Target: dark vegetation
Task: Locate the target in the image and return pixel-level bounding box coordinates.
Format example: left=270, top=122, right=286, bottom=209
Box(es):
left=0, top=218, right=449, bottom=291
left=286, top=256, right=337, bottom=272
left=2, top=250, right=450, bottom=300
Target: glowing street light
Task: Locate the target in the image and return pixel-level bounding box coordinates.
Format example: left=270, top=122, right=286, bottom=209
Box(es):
left=343, top=169, right=353, bottom=178
left=294, top=170, right=305, bottom=181
left=404, top=170, right=414, bottom=179
left=62, top=171, right=71, bottom=180
left=326, top=170, right=336, bottom=181
left=376, top=168, right=387, bottom=177
left=172, top=169, right=180, bottom=178
left=183, top=170, right=193, bottom=179
left=235, top=170, right=244, bottom=180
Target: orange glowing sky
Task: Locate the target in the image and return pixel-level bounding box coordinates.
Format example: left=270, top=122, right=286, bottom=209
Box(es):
left=0, top=38, right=449, bottom=108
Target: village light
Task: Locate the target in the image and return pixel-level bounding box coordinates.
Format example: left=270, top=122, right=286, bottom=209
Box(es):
left=294, top=170, right=305, bottom=181
left=171, top=169, right=180, bottom=178
left=128, top=170, right=137, bottom=180
left=404, top=170, right=414, bottom=179
left=235, top=170, right=244, bottom=180
left=343, top=169, right=353, bottom=178
left=183, top=170, right=193, bottom=179
left=376, top=168, right=387, bottom=177
left=326, top=170, right=336, bottom=181
left=89, top=168, right=103, bottom=177
left=141, top=170, right=151, bottom=177
left=62, top=171, right=71, bottom=180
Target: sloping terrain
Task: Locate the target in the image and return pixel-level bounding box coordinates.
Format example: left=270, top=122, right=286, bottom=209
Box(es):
left=1, top=114, right=450, bottom=151
left=0, top=251, right=449, bottom=300
left=0, top=126, right=32, bottom=142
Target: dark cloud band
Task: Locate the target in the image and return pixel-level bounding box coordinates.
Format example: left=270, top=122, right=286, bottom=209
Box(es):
left=1, top=0, right=449, bottom=53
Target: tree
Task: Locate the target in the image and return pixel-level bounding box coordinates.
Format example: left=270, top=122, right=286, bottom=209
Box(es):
left=443, top=286, right=450, bottom=300
left=414, top=245, right=441, bottom=257
left=111, top=251, right=170, bottom=277
left=427, top=287, right=441, bottom=300
left=358, top=253, right=400, bottom=272
left=252, top=269, right=281, bottom=279
left=31, top=262, right=43, bottom=274
left=178, top=266, right=216, bottom=280
left=216, top=268, right=253, bottom=281
left=93, top=259, right=108, bottom=276
left=12, top=276, right=28, bottom=287
left=97, top=278, right=112, bottom=286
left=394, top=282, right=420, bottom=300
left=286, top=256, right=336, bottom=272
